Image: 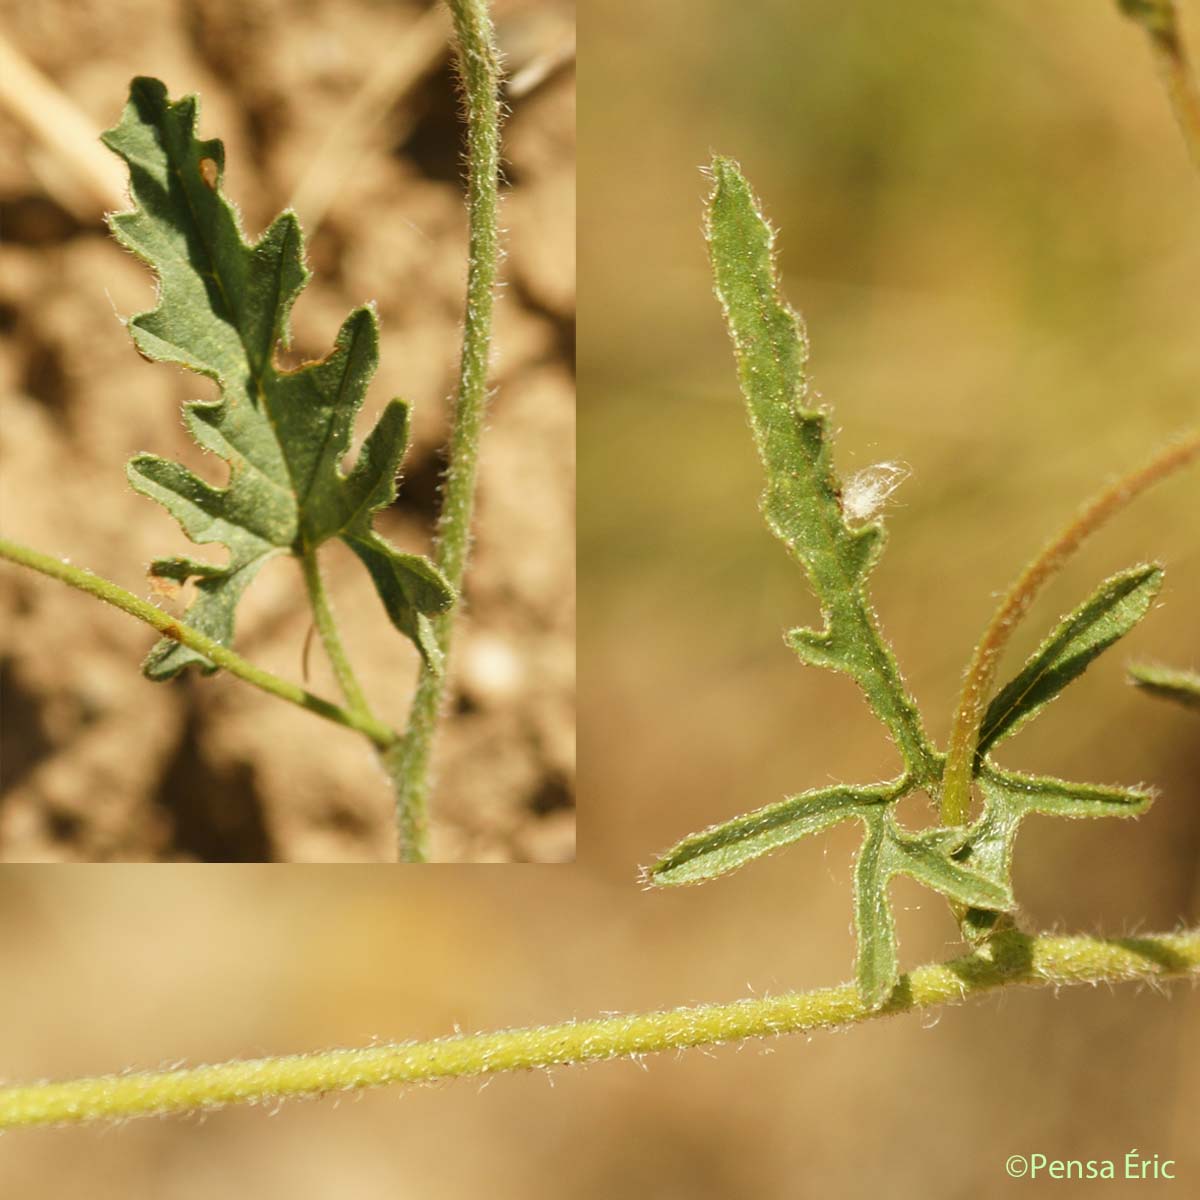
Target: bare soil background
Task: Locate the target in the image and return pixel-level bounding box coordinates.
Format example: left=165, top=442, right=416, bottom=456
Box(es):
left=0, top=0, right=576, bottom=862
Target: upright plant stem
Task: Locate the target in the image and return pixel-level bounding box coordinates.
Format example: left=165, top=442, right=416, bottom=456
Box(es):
left=0, top=929, right=1194, bottom=1129
left=941, top=432, right=1200, bottom=826
left=1121, top=0, right=1200, bottom=170
left=0, top=536, right=396, bottom=748
left=390, top=0, right=502, bottom=862
left=300, top=548, right=372, bottom=719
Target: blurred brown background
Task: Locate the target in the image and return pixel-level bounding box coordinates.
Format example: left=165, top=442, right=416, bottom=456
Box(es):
left=0, top=0, right=576, bottom=862
left=1, top=0, right=1200, bottom=1197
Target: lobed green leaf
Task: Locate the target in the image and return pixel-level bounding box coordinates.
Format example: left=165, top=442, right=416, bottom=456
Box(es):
left=103, top=77, right=453, bottom=678
left=704, top=155, right=936, bottom=782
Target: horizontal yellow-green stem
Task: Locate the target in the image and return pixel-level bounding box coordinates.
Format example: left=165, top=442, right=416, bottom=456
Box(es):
left=0, top=536, right=396, bottom=749
left=1, top=929, right=1195, bottom=1130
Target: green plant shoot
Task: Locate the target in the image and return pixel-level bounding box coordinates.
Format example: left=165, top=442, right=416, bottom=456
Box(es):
left=0, top=0, right=504, bottom=861
left=648, top=158, right=1164, bottom=1008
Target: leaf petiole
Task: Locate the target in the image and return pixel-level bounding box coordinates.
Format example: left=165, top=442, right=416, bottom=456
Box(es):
left=300, top=547, right=372, bottom=719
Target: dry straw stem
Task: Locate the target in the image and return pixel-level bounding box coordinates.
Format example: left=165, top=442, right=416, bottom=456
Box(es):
left=0, top=929, right=1195, bottom=1130
left=0, top=32, right=126, bottom=218
left=941, top=431, right=1200, bottom=827
left=288, top=3, right=452, bottom=233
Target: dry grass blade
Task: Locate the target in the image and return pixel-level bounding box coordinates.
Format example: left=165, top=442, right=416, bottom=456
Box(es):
left=287, top=5, right=451, bottom=234
left=0, top=32, right=126, bottom=218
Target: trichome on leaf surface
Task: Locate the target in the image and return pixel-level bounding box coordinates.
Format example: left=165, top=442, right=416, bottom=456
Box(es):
left=648, top=157, right=1198, bottom=1009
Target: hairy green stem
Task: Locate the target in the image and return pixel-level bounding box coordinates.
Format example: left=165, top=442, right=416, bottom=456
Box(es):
left=1, top=929, right=1194, bottom=1129
left=941, top=432, right=1200, bottom=827
left=0, top=536, right=396, bottom=749
left=1120, top=0, right=1200, bottom=170
left=390, top=0, right=503, bottom=862
left=300, top=548, right=372, bottom=718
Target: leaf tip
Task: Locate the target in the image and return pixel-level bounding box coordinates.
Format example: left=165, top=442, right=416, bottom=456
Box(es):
left=643, top=859, right=688, bottom=888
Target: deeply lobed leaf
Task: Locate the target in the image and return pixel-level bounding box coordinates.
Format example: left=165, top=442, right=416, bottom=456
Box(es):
left=103, top=77, right=452, bottom=678
left=704, top=156, right=936, bottom=782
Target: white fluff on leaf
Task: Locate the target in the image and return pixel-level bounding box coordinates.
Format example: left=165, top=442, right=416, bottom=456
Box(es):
left=843, top=462, right=911, bottom=521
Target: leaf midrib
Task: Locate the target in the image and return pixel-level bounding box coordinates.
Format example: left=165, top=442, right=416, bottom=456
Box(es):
left=164, top=134, right=306, bottom=531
